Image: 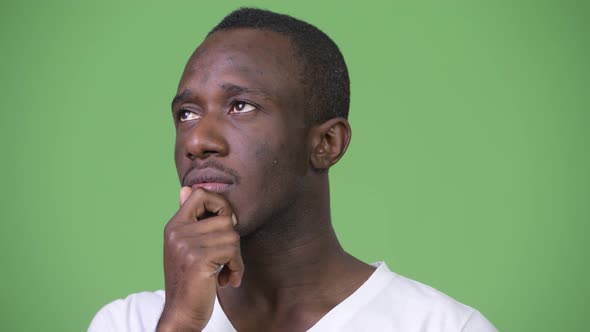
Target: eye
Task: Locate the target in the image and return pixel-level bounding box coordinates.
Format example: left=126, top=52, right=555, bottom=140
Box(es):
left=178, top=109, right=200, bottom=122
left=230, top=101, right=256, bottom=114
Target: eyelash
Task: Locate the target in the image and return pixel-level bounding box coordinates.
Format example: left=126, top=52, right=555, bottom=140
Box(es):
left=231, top=100, right=258, bottom=113
left=176, top=109, right=199, bottom=122
left=176, top=100, right=258, bottom=122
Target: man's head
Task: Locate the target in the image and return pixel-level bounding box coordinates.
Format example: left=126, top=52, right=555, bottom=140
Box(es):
left=208, top=8, right=350, bottom=124
left=172, top=8, right=351, bottom=236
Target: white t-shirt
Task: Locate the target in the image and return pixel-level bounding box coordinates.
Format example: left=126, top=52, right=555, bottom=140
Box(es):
left=88, top=262, right=497, bottom=332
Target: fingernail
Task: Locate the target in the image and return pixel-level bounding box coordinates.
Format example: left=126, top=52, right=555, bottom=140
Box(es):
left=231, top=213, right=238, bottom=226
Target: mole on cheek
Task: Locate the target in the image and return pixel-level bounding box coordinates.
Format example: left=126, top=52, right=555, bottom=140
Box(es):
left=254, top=142, right=278, bottom=167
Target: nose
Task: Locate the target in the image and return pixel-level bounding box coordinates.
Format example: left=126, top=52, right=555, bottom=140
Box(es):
left=184, top=113, right=229, bottom=160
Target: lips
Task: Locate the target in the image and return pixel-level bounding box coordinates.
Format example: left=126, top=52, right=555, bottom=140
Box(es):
left=183, top=169, right=235, bottom=193
left=191, top=182, right=232, bottom=192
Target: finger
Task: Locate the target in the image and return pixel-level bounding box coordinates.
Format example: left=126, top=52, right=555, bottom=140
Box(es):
left=204, top=244, right=242, bottom=276
left=177, top=188, right=234, bottom=221
left=173, top=215, right=236, bottom=235
left=178, top=228, right=240, bottom=247
left=179, top=186, right=192, bottom=207
left=218, top=247, right=244, bottom=288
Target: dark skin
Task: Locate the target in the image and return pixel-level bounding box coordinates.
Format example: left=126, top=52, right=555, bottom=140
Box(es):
left=158, top=28, right=374, bottom=332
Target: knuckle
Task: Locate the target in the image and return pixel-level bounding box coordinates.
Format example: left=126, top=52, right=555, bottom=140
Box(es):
left=173, top=239, right=188, bottom=253
left=220, top=217, right=234, bottom=229
left=165, top=228, right=179, bottom=242
left=224, top=245, right=239, bottom=259
left=229, top=231, right=240, bottom=243
left=163, top=223, right=173, bottom=236
left=185, top=251, right=200, bottom=264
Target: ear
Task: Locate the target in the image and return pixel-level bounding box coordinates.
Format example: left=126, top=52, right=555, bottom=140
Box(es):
left=309, top=117, right=352, bottom=170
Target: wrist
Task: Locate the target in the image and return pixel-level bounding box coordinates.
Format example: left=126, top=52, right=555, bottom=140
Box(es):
left=157, top=307, right=205, bottom=332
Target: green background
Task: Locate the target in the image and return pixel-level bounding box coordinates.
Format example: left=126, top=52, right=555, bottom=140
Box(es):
left=1, top=1, right=588, bottom=331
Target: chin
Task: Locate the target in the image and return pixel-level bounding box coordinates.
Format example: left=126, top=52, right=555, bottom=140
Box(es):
left=234, top=222, right=259, bottom=238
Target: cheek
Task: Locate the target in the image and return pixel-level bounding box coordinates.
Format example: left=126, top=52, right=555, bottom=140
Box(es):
left=174, top=141, right=182, bottom=164
left=232, top=140, right=298, bottom=229
left=174, top=131, right=197, bottom=184
left=224, top=125, right=310, bottom=233
left=234, top=133, right=304, bottom=194
left=254, top=141, right=278, bottom=165
left=246, top=135, right=308, bottom=201
left=237, top=140, right=281, bottom=184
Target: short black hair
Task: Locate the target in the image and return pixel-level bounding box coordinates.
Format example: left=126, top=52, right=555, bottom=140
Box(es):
left=208, top=7, right=350, bottom=124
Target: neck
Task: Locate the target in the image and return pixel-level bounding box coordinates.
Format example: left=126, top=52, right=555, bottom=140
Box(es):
left=238, top=217, right=347, bottom=300
left=217, top=177, right=374, bottom=320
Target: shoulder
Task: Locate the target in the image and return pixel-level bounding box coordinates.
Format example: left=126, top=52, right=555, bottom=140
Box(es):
left=368, top=262, right=497, bottom=332
left=88, top=290, right=165, bottom=332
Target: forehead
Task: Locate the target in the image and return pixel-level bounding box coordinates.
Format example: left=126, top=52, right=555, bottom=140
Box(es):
left=178, top=29, right=303, bottom=103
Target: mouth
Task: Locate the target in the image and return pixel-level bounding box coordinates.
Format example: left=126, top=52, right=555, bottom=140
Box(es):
left=183, top=170, right=235, bottom=194
left=191, top=182, right=232, bottom=193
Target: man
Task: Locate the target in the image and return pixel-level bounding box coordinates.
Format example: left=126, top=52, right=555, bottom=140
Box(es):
left=89, top=8, right=497, bottom=332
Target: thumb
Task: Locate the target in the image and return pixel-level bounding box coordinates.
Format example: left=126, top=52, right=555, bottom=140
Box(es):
left=179, top=186, right=192, bottom=207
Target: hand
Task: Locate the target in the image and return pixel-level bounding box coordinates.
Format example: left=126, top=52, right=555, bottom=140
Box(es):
left=157, top=187, right=243, bottom=332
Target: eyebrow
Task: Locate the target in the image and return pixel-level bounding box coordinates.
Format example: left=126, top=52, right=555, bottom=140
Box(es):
left=171, top=83, right=273, bottom=108
left=171, top=89, right=191, bottom=108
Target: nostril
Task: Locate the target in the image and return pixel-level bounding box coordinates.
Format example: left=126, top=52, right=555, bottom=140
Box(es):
left=186, top=150, right=219, bottom=160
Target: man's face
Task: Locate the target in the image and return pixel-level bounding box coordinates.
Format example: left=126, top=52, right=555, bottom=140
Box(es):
left=172, top=28, right=310, bottom=235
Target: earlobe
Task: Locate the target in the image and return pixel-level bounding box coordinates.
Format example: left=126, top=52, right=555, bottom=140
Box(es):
left=309, top=117, right=351, bottom=170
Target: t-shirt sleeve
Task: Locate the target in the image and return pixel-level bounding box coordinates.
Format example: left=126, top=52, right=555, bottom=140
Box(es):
left=87, top=291, right=165, bottom=332
left=88, top=300, right=126, bottom=332
left=460, top=310, right=498, bottom=332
